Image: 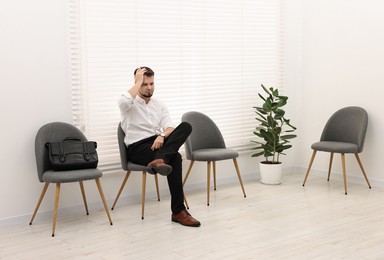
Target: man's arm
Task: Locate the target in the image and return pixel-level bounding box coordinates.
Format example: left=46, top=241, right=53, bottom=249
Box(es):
left=128, top=67, right=146, bottom=98
left=151, top=127, right=174, bottom=151
left=162, top=127, right=174, bottom=138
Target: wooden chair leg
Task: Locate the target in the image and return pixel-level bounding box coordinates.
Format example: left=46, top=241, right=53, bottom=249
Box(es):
left=111, top=171, right=131, bottom=210
left=354, top=153, right=371, bottom=189
left=141, top=171, right=147, bottom=220
left=183, top=160, right=193, bottom=209
left=233, top=158, right=246, bottom=197
left=182, top=160, right=195, bottom=186
left=95, top=178, right=113, bottom=225
left=327, top=152, right=334, bottom=181
left=154, top=174, right=160, bottom=201
left=52, top=183, right=61, bottom=237
left=29, top=182, right=49, bottom=225
left=79, top=181, right=89, bottom=215
left=303, top=150, right=317, bottom=186
left=207, top=161, right=211, bottom=206
left=213, top=161, right=217, bottom=191
left=183, top=191, right=190, bottom=210
left=341, top=153, right=347, bottom=195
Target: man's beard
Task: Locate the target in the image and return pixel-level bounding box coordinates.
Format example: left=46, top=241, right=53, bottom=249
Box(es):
left=140, top=92, right=152, bottom=98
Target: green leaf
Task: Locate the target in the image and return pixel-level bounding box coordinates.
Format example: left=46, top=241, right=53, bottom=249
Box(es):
left=261, top=84, right=271, bottom=95
left=271, top=88, right=278, bottom=96
left=255, top=118, right=267, bottom=125
left=251, top=146, right=264, bottom=150
left=251, top=151, right=265, bottom=157
left=281, top=134, right=297, bottom=140
left=255, top=111, right=267, bottom=120
left=258, top=93, right=266, bottom=102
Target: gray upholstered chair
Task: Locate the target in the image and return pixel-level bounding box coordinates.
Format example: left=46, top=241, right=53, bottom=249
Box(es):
left=111, top=123, right=161, bottom=219
left=30, top=122, right=113, bottom=237
left=302, top=106, right=371, bottom=195
left=182, top=111, right=246, bottom=206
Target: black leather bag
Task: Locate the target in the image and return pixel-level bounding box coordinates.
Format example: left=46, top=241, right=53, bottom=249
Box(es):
left=46, top=138, right=98, bottom=171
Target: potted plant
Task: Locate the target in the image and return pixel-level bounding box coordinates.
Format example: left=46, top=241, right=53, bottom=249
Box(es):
left=251, top=84, right=297, bottom=184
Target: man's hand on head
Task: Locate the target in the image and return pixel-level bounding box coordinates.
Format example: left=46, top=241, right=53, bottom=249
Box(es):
left=135, top=67, right=147, bottom=85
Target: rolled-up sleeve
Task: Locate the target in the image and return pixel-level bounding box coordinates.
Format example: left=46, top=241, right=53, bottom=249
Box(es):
left=160, top=105, right=175, bottom=130
left=118, top=93, right=134, bottom=113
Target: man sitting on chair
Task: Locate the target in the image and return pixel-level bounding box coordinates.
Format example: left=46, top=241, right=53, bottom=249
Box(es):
left=118, top=66, right=201, bottom=227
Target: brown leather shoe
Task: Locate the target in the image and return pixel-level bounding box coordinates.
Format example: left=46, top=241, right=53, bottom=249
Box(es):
left=147, top=159, right=172, bottom=176
left=172, top=210, right=201, bottom=227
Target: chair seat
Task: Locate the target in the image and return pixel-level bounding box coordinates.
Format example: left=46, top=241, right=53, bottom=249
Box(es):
left=191, top=148, right=239, bottom=161
left=311, top=141, right=359, bottom=153
left=126, top=162, right=148, bottom=171
left=42, top=168, right=103, bottom=183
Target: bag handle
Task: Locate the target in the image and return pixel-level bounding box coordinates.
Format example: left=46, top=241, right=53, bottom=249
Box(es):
left=63, top=137, right=83, bottom=142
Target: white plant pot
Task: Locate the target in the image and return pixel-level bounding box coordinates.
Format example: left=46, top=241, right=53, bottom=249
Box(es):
left=259, top=162, right=283, bottom=185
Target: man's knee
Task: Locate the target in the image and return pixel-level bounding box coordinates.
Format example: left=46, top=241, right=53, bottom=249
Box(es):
left=179, top=122, right=192, bottom=135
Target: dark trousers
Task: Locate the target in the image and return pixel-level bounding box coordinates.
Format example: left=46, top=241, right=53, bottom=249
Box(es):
left=127, top=122, right=192, bottom=214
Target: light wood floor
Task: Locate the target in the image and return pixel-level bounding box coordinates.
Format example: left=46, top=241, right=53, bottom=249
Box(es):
left=1, top=172, right=384, bottom=260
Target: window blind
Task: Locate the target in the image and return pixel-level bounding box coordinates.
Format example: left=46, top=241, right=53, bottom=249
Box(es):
left=69, top=0, right=284, bottom=174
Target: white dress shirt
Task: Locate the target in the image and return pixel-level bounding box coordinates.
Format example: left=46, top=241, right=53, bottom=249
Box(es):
left=118, top=92, right=175, bottom=146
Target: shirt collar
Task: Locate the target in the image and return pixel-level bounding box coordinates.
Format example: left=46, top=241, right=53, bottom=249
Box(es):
left=136, top=95, right=150, bottom=105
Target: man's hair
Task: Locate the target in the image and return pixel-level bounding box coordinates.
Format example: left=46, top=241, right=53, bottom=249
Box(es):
left=134, top=66, right=154, bottom=77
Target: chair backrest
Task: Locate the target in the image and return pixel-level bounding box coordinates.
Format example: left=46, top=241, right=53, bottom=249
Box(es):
left=117, top=123, right=129, bottom=171
left=320, top=106, right=368, bottom=153
left=182, top=111, right=226, bottom=160
left=35, top=122, right=88, bottom=182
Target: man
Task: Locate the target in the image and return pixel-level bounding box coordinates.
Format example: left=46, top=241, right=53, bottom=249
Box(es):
left=118, top=66, right=201, bottom=227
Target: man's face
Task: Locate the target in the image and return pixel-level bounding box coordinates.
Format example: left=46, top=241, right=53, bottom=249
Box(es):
left=139, top=75, right=155, bottom=98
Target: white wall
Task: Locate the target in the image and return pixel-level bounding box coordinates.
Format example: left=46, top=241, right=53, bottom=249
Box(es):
left=297, top=0, right=384, bottom=184
left=1, top=0, right=72, bottom=221
left=3, top=0, right=382, bottom=225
